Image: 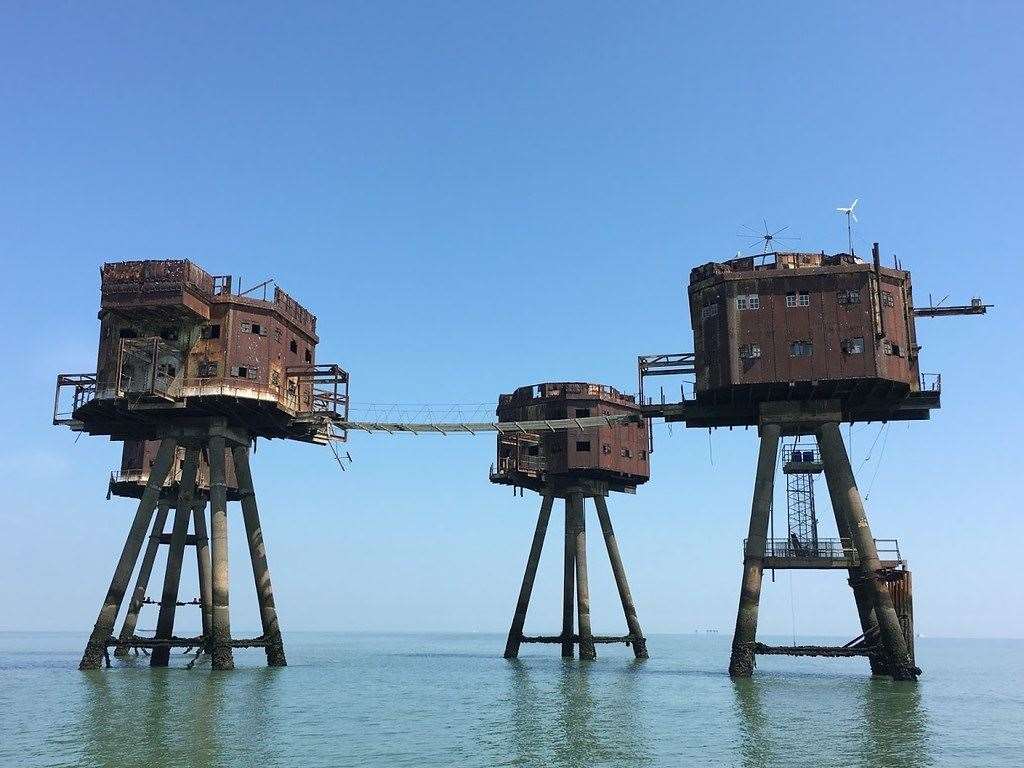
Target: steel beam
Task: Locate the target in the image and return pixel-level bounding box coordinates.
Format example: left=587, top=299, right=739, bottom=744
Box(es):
left=231, top=443, right=287, bottom=667
left=594, top=496, right=648, bottom=659
left=728, top=423, right=780, bottom=677
left=503, top=494, right=554, bottom=659
left=79, top=437, right=177, bottom=669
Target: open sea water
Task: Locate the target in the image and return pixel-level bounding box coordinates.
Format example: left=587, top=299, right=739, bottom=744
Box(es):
left=0, top=632, right=1020, bottom=767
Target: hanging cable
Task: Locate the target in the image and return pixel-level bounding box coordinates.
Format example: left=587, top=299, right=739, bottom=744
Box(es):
left=863, top=424, right=891, bottom=501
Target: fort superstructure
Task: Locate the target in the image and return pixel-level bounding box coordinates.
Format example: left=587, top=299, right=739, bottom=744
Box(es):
left=54, top=260, right=348, bottom=670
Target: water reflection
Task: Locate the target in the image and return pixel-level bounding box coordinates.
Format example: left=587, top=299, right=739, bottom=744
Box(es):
left=731, top=678, right=776, bottom=768
left=732, top=675, right=933, bottom=768
left=502, top=659, right=651, bottom=767
left=857, top=680, right=932, bottom=768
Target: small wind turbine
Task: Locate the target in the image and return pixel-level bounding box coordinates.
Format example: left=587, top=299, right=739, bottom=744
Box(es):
left=836, top=198, right=859, bottom=255
left=737, top=220, right=800, bottom=255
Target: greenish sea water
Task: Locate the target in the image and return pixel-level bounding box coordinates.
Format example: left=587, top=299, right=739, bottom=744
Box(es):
left=0, top=632, right=1020, bottom=767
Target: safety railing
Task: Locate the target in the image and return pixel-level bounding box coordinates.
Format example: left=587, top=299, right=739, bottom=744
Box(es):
left=919, top=372, right=941, bottom=392
left=285, top=364, right=349, bottom=420
left=748, top=538, right=902, bottom=563
left=53, top=373, right=98, bottom=425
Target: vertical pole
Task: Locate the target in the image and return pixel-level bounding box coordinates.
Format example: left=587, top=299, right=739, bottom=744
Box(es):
left=817, top=422, right=918, bottom=681
left=594, top=495, right=648, bottom=659
left=729, top=423, right=780, bottom=677
left=231, top=443, right=287, bottom=667
left=151, top=448, right=200, bottom=666
left=208, top=436, right=234, bottom=670
left=113, top=498, right=172, bottom=657
left=503, top=494, right=554, bottom=659
left=571, top=493, right=596, bottom=660
left=820, top=442, right=888, bottom=676
left=193, top=498, right=213, bottom=643
left=79, top=437, right=177, bottom=669
left=561, top=497, right=575, bottom=658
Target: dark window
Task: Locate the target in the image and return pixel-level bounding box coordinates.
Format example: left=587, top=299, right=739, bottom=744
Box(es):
left=202, top=324, right=221, bottom=339
left=640, top=450, right=648, bottom=460
left=838, top=289, right=861, bottom=305
left=240, top=322, right=251, bottom=333
left=739, top=343, right=761, bottom=359
left=891, top=343, right=901, bottom=357
left=304, top=348, right=312, bottom=363
left=231, top=366, right=250, bottom=378
left=602, top=444, right=612, bottom=454
left=159, top=327, right=179, bottom=341
left=527, top=445, right=539, bottom=456
left=119, top=328, right=138, bottom=339
left=290, top=340, right=298, bottom=354
left=843, top=337, right=865, bottom=355
left=576, top=441, right=591, bottom=452
left=157, top=363, right=177, bottom=377
left=250, top=323, right=261, bottom=335
left=790, top=340, right=813, bottom=357
left=197, top=361, right=219, bottom=378
left=274, top=327, right=282, bottom=341
left=882, top=291, right=895, bottom=308
left=575, top=408, right=591, bottom=418
left=621, top=447, right=632, bottom=458
left=270, top=370, right=280, bottom=387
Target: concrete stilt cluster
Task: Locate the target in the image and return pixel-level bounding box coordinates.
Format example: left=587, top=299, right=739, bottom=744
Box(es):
left=503, top=484, right=648, bottom=661
left=80, top=427, right=286, bottom=671
left=727, top=409, right=919, bottom=682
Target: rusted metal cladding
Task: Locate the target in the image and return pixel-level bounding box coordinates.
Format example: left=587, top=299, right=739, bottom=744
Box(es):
left=112, top=440, right=239, bottom=499
left=886, top=569, right=915, bottom=664
left=67, top=259, right=347, bottom=443
left=492, top=382, right=650, bottom=493
left=688, top=252, right=920, bottom=409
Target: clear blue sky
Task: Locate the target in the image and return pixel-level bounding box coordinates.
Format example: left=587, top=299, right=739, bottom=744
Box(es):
left=1, top=3, right=1021, bottom=640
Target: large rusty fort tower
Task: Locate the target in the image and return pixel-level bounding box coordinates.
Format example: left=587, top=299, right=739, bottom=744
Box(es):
left=640, top=244, right=986, bottom=681
left=492, top=382, right=650, bottom=660
left=54, top=260, right=348, bottom=670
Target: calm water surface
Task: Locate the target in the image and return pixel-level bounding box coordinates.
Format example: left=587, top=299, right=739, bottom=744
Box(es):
left=0, top=632, right=1020, bottom=767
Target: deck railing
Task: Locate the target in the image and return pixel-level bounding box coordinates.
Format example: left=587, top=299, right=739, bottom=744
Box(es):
left=746, top=537, right=902, bottom=563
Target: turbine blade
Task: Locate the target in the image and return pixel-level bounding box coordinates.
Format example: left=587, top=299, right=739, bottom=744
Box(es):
left=851, top=198, right=859, bottom=208
left=852, top=213, right=858, bottom=222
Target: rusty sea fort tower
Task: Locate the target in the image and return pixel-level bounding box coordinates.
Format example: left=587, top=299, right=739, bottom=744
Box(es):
left=491, top=382, right=650, bottom=660
left=53, top=243, right=986, bottom=677
left=640, top=244, right=987, bottom=681
left=54, top=261, right=349, bottom=669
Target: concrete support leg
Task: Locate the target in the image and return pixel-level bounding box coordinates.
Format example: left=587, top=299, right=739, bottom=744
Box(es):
left=193, top=498, right=213, bottom=643
left=817, top=422, right=918, bottom=681
left=503, top=494, right=554, bottom=659
left=208, top=437, right=234, bottom=670
left=151, top=448, right=200, bottom=667
left=113, top=498, right=172, bottom=657
left=729, top=423, right=781, bottom=678
left=594, top=496, right=648, bottom=660
left=80, top=437, right=178, bottom=670
left=820, top=439, right=888, bottom=676
left=571, top=493, right=596, bottom=660
left=561, top=499, right=575, bottom=658
left=231, top=443, right=286, bottom=667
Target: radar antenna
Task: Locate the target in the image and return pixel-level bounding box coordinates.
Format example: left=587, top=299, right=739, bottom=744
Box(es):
left=737, top=220, right=801, bottom=254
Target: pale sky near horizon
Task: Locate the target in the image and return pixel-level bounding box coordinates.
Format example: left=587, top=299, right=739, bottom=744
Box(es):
left=1, top=2, right=1022, bottom=641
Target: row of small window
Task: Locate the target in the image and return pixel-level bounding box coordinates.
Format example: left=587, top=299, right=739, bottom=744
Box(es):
left=728, top=290, right=895, bottom=311
left=737, top=337, right=903, bottom=359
